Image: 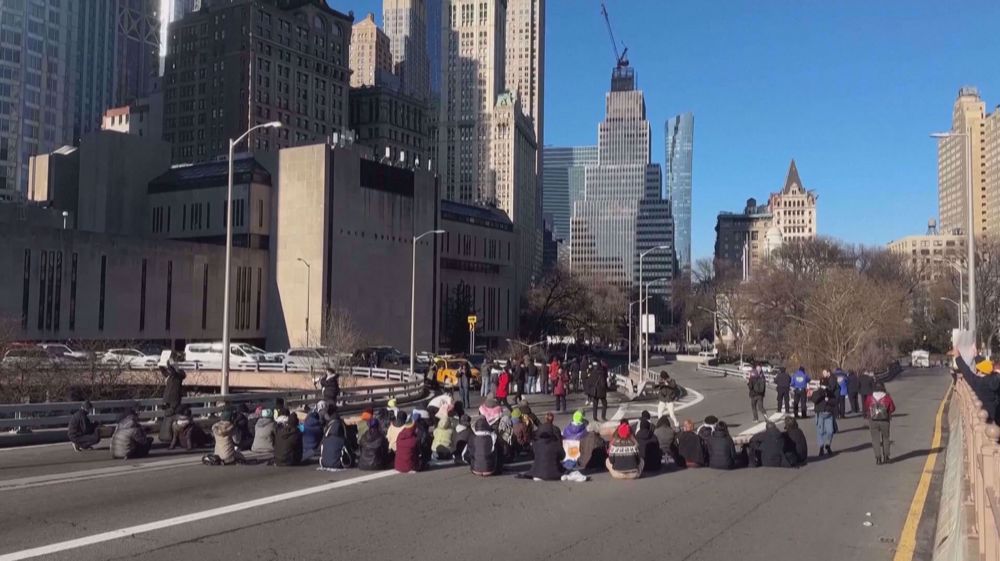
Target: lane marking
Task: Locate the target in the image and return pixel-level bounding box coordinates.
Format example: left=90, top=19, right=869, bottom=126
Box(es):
left=610, top=388, right=705, bottom=421
left=0, top=469, right=400, bottom=561
left=892, top=386, right=951, bottom=561
left=0, top=456, right=207, bottom=492
left=0, top=442, right=73, bottom=453
left=737, top=412, right=788, bottom=438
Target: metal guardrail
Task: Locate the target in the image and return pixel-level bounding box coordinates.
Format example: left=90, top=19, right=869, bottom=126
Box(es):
left=954, top=376, right=1000, bottom=560
left=0, top=367, right=425, bottom=432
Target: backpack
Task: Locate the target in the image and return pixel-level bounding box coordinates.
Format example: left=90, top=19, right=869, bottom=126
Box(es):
left=751, top=377, right=766, bottom=395
left=869, top=397, right=890, bottom=421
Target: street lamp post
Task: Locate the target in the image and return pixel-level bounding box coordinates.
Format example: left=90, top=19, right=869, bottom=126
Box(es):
left=932, top=131, right=976, bottom=343
left=644, top=277, right=669, bottom=379
left=297, top=258, right=311, bottom=347
left=221, top=120, right=282, bottom=396
left=949, top=262, right=965, bottom=329
left=941, top=297, right=963, bottom=331
left=638, top=245, right=670, bottom=377
left=411, top=229, right=445, bottom=377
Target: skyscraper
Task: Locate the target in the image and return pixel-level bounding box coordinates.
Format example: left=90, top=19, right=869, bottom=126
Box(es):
left=504, top=0, right=544, bottom=171
left=383, top=0, right=430, bottom=100
left=350, top=13, right=393, bottom=88
left=541, top=145, right=596, bottom=242
left=937, top=87, right=987, bottom=236
left=0, top=0, right=77, bottom=199
left=426, top=0, right=442, bottom=97
left=159, top=0, right=198, bottom=75
left=665, top=112, right=693, bottom=275
left=571, top=64, right=671, bottom=294
left=75, top=0, right=161, bottom=139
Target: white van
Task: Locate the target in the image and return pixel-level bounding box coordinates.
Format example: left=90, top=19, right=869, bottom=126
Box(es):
left=183, top=342, right=259, bottom=367
left=911, top=350, right=930, bottom=368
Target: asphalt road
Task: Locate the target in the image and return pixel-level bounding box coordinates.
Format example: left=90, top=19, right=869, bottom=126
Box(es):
left=0, top=362, right=952, bottom=561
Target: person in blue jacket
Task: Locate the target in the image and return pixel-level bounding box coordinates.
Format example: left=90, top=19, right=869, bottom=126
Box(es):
left=791, top=367, right=811, bottom=419
left=301, top=409, right=325, bottom=461
left=835, top=368, right=849, bottom=419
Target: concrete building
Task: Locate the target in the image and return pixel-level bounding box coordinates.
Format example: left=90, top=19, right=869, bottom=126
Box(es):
left=348, top=85, right=432, bottom=169
left=272, top=142, right=439, bottom=352
left=438, top=0, right=506, bottom=204
left=162, top=0, right=352, bottom=163
left=147, top=155, right=273, bottom=248
left=491, top=92, right=539, bottom=289
left=887, top=220, right=967, bottom=282
left=985, top=106, right=1000, bottom=238
left=937, top=87, right=987, bottom=237
left=714, top=198, right=774, bottom=278
left=26, top=147, right=80, bottom=215
left=635, top=165, right=675, bottom=307
left=383, top=0, right=430, bottom=101
left=571, top=64, right=666, bottom=293
left=769, top=160, right=817, bottom=240
left=426, top=0, right=443, bottom=97
left=437, top=200, right=517, bottom=350
left=504, top=0, right=544, bottom=174
left=101, top=94, right=164, bottom=140
left=159, top=0, right=199, bottom=75
left=0, top=0, right=77, bottom=198
left=74, top=0, right=161, bottom=139
left=665, top=112, right=694, bottom=276
left=350, top=13, right=393, bottom=89
left=541, top=145, right=597, bottom=243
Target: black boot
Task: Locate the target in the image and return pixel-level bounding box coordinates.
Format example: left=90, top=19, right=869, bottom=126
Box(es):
left=825, top=445, right=833, bottom=455
left=876, top=457, right=882, bottom=465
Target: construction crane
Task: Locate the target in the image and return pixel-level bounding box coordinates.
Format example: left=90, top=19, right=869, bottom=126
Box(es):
left=600, top=1, right=629, bottom=69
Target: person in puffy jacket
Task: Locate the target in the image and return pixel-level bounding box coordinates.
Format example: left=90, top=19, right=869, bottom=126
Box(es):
left=319, top=418, right=352, bottom=470
left=211, top=412, right=242, bottom=465
left=750, top=422, right=790, bottom=468
left=358, top=420, right=390, bottom=470
left=301, top=411, right=325, bottom=461
left=432, top=417, right=455, bottom=460
left=68, top=401, right=101, bottom=451
left=251, top=409, right=276, bottom=453
left=272, top=410, right=303, bottom=466
left=865, top=382, right=897, bottom=465
left=170, top=405, right=209, bottom=450
left=634, top=416, right=663, bottom=472
left=606, top=421, right=643, bottom=480
left=656, top=371, right=681, bottom=426
left=394, top=420, right=421, bottom=473
left=553, top=367, right=569, bottom=412
left=783, top=416, right=808, bottom=466
left=160, top=364, right=186, bottom=413
left=773, top=368, right=791, bottom=415
left=387, top=410, right=407, bottom=452
left=707, top=421, right=737, bottom=470
left=653, top=415, right=681, bottom=465
left=676, top=419, right=707, bottom=468
left=230, top=405, right=254, bottom=451
left=320, top=370, right=340, bottom=404
left=110, top=410, right=151, bottom=459
left=466, top=417, right=501, bottom=476
left=496, top=369, right=512, bottom=409
left=524, top=416, right=564, bottom=481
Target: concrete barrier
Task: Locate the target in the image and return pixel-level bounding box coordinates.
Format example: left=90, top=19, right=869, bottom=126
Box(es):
left=932, top=396, right=977, bottom=561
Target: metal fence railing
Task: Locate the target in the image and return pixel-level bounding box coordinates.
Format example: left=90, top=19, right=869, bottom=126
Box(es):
left=953, top=376, right=1000, bottom=560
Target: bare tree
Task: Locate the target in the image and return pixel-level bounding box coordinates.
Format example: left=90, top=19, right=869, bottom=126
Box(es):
left=319, top=307, right=366, bottom=368
left=976, top=239, right=1000, bottom=353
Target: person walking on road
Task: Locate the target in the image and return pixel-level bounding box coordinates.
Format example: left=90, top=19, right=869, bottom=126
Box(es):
left=847, top=371, right=861, bottom=415
left=773, top=368, right=791, bottom=414
left=858, top=371, right=875, bottom=419
left=811, top=386, right=836, bottom=456
left=791, top=367, right=810, bottom=419
left=835, top=368, right=849, bottom=419
left=656, top=371, right=681, bottom=426
left=865, top=382, right=897, bottom=465
left=591, top=361, right=609, bottom=422
left=747, top=368, right=767, bottom=422
left=68, top=401, right=101, bottom=451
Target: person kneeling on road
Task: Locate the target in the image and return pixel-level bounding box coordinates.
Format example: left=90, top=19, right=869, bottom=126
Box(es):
left=707, top=420, right=737, bottom=470
left=111, top=407, right=152, bottom=459
left=783, top=416, right=808, bottom=466
left=273, top=410, right=303, bottom=466
left=466, top=417, right=501, bottom=476
left=606, top=420, right=643, bottom=480
left=68, top=400, right=101, bottom=451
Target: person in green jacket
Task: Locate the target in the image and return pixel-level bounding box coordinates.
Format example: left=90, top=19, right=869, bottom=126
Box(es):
left=432, top=417, right=455, bottom=460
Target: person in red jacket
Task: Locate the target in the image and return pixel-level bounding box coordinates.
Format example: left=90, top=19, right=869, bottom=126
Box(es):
left=394, top=417, right=422, bottom=473
left=864, top=382, right=897, bottom=465
left=496, top=366, right=512, bottom=409
left=546, top=357, right=560, bottom=395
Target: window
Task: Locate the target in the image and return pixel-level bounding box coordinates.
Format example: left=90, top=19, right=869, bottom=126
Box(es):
left=255, top=267, right=262, bottom=330
left=53, top=252, right=61, bottom=331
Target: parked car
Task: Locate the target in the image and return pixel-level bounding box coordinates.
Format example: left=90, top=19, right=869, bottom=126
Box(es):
left=353, top=346, right=407, bottom=368
left=433, top=356, right=481, bottom=389
left=100, top=348, right=158, bottom=369
left=697, top=349, right=718, bottom=358
left=183, top=342, right=259, bottom=368
left=2, top=347, right=60, bottom=367
left=38, top=343, right=91, bottom=361
left=283, top=347, right=332, bottom=370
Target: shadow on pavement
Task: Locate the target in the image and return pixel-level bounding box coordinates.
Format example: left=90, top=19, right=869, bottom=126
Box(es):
left=889, top=447, right=944, bottom=464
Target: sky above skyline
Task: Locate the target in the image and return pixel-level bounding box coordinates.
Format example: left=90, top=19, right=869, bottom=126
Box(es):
left=330, top=0, right=1000, bottom=260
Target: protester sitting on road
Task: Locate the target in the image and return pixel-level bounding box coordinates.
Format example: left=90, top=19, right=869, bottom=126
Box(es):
left=68, top=401, right=101, bottom=451
left=432, top=417, right=455, bottom=460
left=301, top=409, right=325, bottom=462
left=272, top=410, right=303, bottom=466
left=524, top=414, right=565, bottom=481
left=750, top=421, right=790, bottom=468
left=653, top=415, right=681, bottom=465
left=634, top=416, right=663, bottom=472
left=427, top=391, right=454, bottom=421
left=561, top=410, right=589, bottom=470
left=110, top=408, right=152, bottom=459
left=479, top=397, right=503, bottom=428
left=411, top=412, right=433, bottom=467
left=394, top=415, right=422, bottom=473
left=355, top=408, right=374, bottom=443
left=171, top=405, right=209, bottom=451
left=230, top=404, right=254, bottom=451
left=209, top=411, right=243, bottom=465
left=467, top=417, right=501, bottom=476
left=358, top=420, right=390, bottom=470
left=387, top=398, right=400, bottom=419
left=496, top=412, right=518, bottom=461
left=676, top=419, right=707, bottom=468
left=606, top=420, right=643, bottom=480
left=656, top=371, right=682, bottom=427
left=783, top=416, right=808, bottom=466
left=811, top=385, right=837, bottom=456
left=865, top=382, right=897, bottom=465
left=387, top=410, right=407, bottom=452
left=579, top=428, right=607, bottom=473
left=452, top=414, right=473, bottom=463
left=697, top=415, right=718, bottom=439
left=318, top=417, right=352, bottom=471
left=511, top=409, right=533, bottom=452
left=250, top=408, right=276, bottom=453
left=707, top=420, right=737, bottom=470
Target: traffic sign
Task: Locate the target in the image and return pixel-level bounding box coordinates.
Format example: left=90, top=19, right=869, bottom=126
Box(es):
left=467, top=315, right=477, bottom=327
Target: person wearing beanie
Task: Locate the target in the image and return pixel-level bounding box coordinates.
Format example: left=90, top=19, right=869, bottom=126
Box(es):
left=432, top=417, right=455, bottom=460
left=706, top=420, right=737, bottom=470
left=356, top=409, right=374, bottom=443
left=272, top=410, right=303, bottom=466
left=251, top=408, right=276, bottom=453
left=358, top=418, right=390, bottom=470
left=68, top=400, right=101, bottom=451
left=393, top=414, right=422, bottom=473
left=318, top=417, right=352, bottom=471
left=466, top=417, right=501, bottom=476
left=110, top=408, right=152, bottom=459
left=511, top=409, right=533, bottom=453
left=523, top=415, right=565, bottom=481
left=606, top=420, right=643, bottom=479
left=697, top=415, right=718, bottom=439
left=387, top=410, right=408, bottom=452
left=783, top=416, right=808, bottom=467
left=300, top=409, right=325, bottom=462
left=171, top=404, right=209, bottom=451
left=634, top=416, right=662, bottom=472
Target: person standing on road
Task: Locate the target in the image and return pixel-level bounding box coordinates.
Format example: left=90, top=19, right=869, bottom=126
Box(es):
left=811, top=386, right=836, bottom=456
left=747, top=368, right=767, bottom=422
left=68, top=401, right=101, bottom=451
left=160, top=362, right=186, bottom=413
left=553, top=366, right=569, bottom=412
left=865, top=382, right=897, bottom=465
left=858, top=371, right=875, bottom=419
left=513, top=358, right=526, bottom=403
left=656, top=371, right=681, bottom=427
left=835, top=368, right=849, bottom=419
left=591, top=361, right=609, bottom=422
left=847, top=371, right=861, bottom=415
left=773, top=368, right=791, bottom=414
left=546, top=357, right=560, bottom=395
left=457, top=362, right=472, bottom=408
left=496, top=367, right=512, bottom=410
left=526, top=356, right=539, bottom=395
left=320, top=369, right=341, bottom=406
left=791, top=367, right=810, bottom=419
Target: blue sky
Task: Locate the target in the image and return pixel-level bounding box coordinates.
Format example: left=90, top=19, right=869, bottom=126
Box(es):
left=330, top=0, right=1000, bottom=260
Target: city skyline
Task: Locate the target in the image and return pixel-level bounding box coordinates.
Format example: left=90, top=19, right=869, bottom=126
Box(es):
left=334, top=0, right=1000, bottom=262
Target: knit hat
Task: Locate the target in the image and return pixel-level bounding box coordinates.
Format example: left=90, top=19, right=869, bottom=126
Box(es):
left=616, top=421, right=631, bottom=439
left=640, top=410, right=651, bottom=421
left=387, top=398, right=397, bottom=409
left=572, top=410, right=585, bottom=425
left=511, top=408, right=522, bottom=419
left=977, top=359, right=994, bottom=375
left=361, top=411, right=373, bottom=421
left=261, top=409, right=273, bottom=418
left=704, top=415, right=719, bottom=425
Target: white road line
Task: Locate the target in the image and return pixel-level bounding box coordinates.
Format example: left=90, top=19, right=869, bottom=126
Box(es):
left=0, top=469, right=400, bottom=561
left=0, top=441, right=73, bottom=453
left=737, top=412, right=789, bottom=438
left=610, top=388, right=705, bottom=421
left=0, top=456, right=205, bottom=492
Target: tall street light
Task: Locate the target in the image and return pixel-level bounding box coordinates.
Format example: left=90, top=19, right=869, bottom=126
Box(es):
left=932, top=131, right=976, bottom=343
left=638, top=245, right=670, bottom=377
left=940, top=297, right=963, bottom=331
left=221, top=120, right=282, bottom=396
left=644, top=277, right=669, bottom=379
left=411, top=229, right=445, bottom=377
left=949, top=261, right=965, bottom=329
left=297, top=258, right=311, bottom=347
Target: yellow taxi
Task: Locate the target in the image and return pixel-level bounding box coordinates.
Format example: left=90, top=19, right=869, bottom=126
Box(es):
left=433, top=356, right=481, bottom=388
